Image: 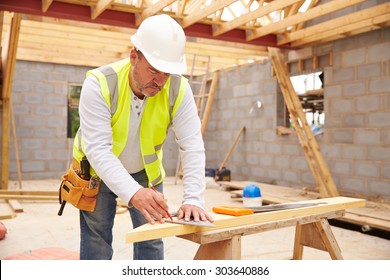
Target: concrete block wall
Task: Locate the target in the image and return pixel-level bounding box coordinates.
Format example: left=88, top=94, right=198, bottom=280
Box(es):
left=323, top=27, right=390, bottom=199
left=3, top=61, right=91, bottom=180
left=164, top=28, right=390, bottom=201
left=183, top=26, right=388, bottom=200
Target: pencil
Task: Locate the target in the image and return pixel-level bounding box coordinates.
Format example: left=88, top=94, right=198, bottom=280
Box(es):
left=151, top=185, right=174, bottom=221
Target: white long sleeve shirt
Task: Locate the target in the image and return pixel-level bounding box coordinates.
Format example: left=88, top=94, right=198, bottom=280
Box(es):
left=78, top=74, right=206, bottom=208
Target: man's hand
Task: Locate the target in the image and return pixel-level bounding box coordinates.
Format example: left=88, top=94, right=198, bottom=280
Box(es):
left=177, top=204, right=214, bottom=223
left=129, top=188, right=170, bottom=224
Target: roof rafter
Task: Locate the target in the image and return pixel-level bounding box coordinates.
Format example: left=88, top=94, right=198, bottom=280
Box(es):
left=135, top=0, right=176, bottom=26
left=91, top=0, right=115, bottom=20
left=41, top=0, right=53, bottom=13
left=181, top=0, right=237, bottom=28
left=287, top=3, right=390, bottom=47
left=247, top=0, right=367, bottom=42
left=213, top=0, right=302, bottom=37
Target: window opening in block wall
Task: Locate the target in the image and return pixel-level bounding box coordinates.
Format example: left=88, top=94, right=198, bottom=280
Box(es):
left=277, top=71, right=324, bottom=135
left=290, top=71, right=324, bottom=126
left=67, top=84, right=82, bottom=138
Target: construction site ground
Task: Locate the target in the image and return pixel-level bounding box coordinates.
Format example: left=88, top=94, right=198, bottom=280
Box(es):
left=0, top=177, right=389, bottom=260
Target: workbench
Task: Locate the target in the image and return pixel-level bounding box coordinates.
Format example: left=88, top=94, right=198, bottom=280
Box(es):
left=125, top=196, right=365, bottom=260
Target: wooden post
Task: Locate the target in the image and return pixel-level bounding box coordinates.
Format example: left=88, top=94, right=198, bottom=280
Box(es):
left=218, top=126, right=245, bottom=171
left=194, top=235, right=241, bottom=260
left=293, top=218, right=343, bottom=260
left=200, top=71, right=218, bottom=136
left=1, top=13, right=22, bottom=189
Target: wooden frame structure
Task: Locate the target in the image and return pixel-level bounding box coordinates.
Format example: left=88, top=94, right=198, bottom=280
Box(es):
left=0, top=1, right=388, bottom=190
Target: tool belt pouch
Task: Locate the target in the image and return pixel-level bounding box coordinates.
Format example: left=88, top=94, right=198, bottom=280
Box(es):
left=59, top=167, right=100, bottom=212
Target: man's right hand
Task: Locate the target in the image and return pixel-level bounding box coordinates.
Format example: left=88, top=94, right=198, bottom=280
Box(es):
left=129, top=188, right=170, bottom=224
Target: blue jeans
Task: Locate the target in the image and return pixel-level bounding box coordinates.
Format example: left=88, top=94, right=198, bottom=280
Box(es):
left=79, top=169, right=164, bottom=260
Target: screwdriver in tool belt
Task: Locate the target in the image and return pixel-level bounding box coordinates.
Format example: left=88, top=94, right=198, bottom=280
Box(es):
left=150, top=184, right=173, bottom=221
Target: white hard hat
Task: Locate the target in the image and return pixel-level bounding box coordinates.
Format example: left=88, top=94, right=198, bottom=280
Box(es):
left=131, top=14, right=187, bottom=75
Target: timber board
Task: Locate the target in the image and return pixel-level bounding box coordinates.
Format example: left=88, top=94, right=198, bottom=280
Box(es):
left=125, top=196, right=365, bottom=243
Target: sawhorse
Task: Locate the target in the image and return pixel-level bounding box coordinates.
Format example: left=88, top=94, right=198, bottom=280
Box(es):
left=179, top=211, right=344, bottom=260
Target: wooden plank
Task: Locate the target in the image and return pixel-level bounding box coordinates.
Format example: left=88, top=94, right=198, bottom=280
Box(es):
left=0, top=202, right=16, bottom=219
left=222, top=180, right=321, bottom=201
left=1, top=13, right=21, bottom=190
left=218, top=126, right=245, bottom=171
left=200, top=71, right=219, bottom=136
left=125, top=196, right=365, bottom=243
left=0, top=190, right=58, bottom=195
left=7, top=199, right=23, bottom=213
left=0, top=194, right=57, bottom=200
left=340, top=211, right=390, bottom=232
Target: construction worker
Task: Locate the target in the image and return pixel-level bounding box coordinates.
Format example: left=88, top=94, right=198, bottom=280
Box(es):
left=73, top=14, right=213, bottom=260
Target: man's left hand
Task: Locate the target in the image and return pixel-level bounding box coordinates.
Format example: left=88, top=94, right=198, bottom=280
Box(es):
left=177, top=204, right=214, bottom=223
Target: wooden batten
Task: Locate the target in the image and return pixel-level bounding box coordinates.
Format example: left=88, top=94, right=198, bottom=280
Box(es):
left=1, top=13, right=21, bottom=190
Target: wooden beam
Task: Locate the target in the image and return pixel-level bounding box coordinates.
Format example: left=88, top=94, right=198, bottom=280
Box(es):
left=41, top=0, right=53, bottom=12
left=182, top=0, right=237, bottom=28
left=91, top=0, right=115, bottom=20
left=200, top=72, right=219, bottom=136
left=135, top=0, right=176, bottom=26
left=0, top=190, right=58, bottom=195
left=1, top=13, right=21, bottom=190
left=291, top=10, right=390, bottom=47
left=214, top=0, right=302, bottom=37
left=0, top=11, right=3, bottom=73
left=0, top=194, right=58, bottom=200
left=125, top=196, right=365, bottom=243
left=247, top=0, right=366, bottom=42
left=294, top=0, right=319, bottom=32
left=278, top=2, right=390, bottom=45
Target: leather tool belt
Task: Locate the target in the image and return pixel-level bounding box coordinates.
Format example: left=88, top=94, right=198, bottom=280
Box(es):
left=58, top=158, right=101, bottom=215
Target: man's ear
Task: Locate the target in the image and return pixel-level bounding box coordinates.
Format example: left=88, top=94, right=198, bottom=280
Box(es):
left=130, top=49, right=137, bottom=64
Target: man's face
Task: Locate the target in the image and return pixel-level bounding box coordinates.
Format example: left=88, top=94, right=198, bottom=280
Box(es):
left=129, top=49, right=170, bottom=98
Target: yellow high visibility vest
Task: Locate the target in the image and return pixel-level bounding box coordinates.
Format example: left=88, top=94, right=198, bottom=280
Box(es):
left=73, top=58, right=187, bottom=186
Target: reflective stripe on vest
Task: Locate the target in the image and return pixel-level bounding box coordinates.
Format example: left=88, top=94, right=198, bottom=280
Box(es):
left=73, top=58, right=187, bottom=186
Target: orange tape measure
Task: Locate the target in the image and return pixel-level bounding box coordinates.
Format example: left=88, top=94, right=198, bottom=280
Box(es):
left=212, top=206, right=254, bottom=216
